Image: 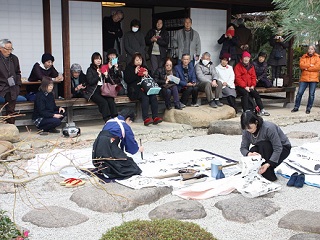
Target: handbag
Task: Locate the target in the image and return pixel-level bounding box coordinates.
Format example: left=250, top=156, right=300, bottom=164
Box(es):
left=139, top=75, right=161, bottom=95
left=101, top=77, right=118, bottom=98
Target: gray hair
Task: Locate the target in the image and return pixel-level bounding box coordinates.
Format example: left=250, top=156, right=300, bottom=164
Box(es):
left=70, top=63, right=82, bottom=72
left=0, top=39, right=12, bottom=48
left=202, top=52, right=211, bottom=58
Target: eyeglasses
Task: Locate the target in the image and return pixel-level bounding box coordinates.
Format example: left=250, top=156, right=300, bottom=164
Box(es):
left=3, top=47, right=14, bottom=51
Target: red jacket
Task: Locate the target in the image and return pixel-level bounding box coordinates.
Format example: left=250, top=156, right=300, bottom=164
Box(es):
left=234, top=62, right=257, bottom=88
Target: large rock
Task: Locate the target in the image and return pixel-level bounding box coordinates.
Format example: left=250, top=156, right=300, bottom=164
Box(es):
left=0, top=123, right=20, bottom=143
left=279, top=210, right=320, bottom=233
left=289, top=233, right=320, bottom=240
left=163, top=105, right=236, bottom=128
left=0, top=140, right=14, bottom=159
left=208, top=120, right=242, bottom=135
left=149, top=200, right=206, bottom=220
left=70, top=183, right=172, bottom=213
left=215, top=196, right=280, bottom=223
left=22, top=206, right=88, bottom=228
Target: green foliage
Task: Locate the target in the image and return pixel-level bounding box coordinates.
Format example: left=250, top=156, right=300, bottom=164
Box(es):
left=272, top=0, right=320, bottom=45
left=0, top=210, right=22, bottom=240
left=100, top=219, right=217, bottom=240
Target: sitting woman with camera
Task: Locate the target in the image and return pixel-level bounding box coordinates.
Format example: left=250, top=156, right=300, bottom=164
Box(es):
left=154, top=57, right=182, bottom=110
left=32, top=76, right=65, bottom=135
left=84, top=52, right=118, bottom=122
left=124, top=52, right=162, bottom=126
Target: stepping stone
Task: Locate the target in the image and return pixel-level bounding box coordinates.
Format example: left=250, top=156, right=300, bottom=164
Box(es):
left=215, top=195, right=280, bottom=223
left=279, top=210, right=320, bottom=233
left=289, top=233, right=320, bottom=240
left=22, top=206, right=88, bottom=228
left=208, top=120, right=241, bottom=135
left=286, top=131, right=318, bottom=139
left=149, top=200, right=206, bottom=220
left=70, top=183, right=172, bottom=213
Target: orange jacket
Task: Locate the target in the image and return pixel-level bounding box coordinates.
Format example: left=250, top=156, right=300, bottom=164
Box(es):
left=299, top=53, right=320, bottom=82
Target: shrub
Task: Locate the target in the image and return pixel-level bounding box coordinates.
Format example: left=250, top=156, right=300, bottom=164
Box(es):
left=0, top=210, right=22, bottom=240
left=100, top=219, right=217, bottom=240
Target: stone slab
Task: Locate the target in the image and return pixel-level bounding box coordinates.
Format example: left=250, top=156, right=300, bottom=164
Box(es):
left=279, top=210, right=320, bottom=233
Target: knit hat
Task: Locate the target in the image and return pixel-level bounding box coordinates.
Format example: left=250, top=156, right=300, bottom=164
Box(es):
left=107, top=48, right=118, bottom=57
left=220, top=53, right=231, bottom=61
left=242, top=51, right=251, bottom=59
left=258, top=51, right=267, bottom=58
left=41, top=53, right=54, bottom=64
left=70, top=63, right=82, bottom=72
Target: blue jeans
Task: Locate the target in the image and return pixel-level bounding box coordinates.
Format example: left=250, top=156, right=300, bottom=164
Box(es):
left=0, top=95, right=27, bottom=103
left=294, top=82, right=317, bottom=110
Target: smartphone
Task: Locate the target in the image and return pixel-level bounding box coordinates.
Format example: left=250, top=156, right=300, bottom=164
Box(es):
left=111, top=57, right=118, bottom=66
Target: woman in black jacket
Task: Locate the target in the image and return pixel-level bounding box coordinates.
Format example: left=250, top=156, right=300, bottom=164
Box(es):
left=124, top=52, right=162, bottom=126
left=154, top=57, right=182, bottom=110
left=145, top=19, right=169, bottom=75
left=84, top=52, right=117, bottom=122
left=217, top=23, right=238, bottom=67
left=32, top=76, right=65, bottom=135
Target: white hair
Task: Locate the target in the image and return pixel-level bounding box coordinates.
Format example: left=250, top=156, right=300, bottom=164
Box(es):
left=202, top=52, right=211, bottom=58
left=0, top=39, right=12, bottom=48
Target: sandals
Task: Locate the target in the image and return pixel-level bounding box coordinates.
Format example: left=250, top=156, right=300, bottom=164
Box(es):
left=60, top=178, right=86, bottom=187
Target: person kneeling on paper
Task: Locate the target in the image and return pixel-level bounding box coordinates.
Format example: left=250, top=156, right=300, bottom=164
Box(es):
left=240, top=111, right=291, bottom=181
left=92, top=108, right=143, bottom=179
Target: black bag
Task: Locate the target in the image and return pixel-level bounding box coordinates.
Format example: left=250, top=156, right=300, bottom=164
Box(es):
left=139, top=76, right=161, bottom=95
left=274, top=49, right=283, bottom=60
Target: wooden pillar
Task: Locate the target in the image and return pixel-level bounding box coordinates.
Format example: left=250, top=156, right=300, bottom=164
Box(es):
left=61, top=0, right=71, bottom=99
left=226, top=4, right=232, bottom=26
left=287, top=37, right=294, bottom=87
left=43, top=0, right=52, bottom=53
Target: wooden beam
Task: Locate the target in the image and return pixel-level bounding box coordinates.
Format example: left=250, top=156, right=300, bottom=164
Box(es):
left=43, top=0, right=52, bottom=53
left=61, top=0, right=71, bottom=99
left=287, top=37, right=294, bottom=86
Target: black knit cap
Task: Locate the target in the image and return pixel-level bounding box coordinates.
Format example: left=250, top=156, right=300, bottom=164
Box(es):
left=41, top=53, right=54, bottom=64
left=107, top=48, right=118, bottom=57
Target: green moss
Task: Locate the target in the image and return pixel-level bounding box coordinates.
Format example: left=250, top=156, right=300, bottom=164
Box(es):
left=101, top=219, right=217, bottom=240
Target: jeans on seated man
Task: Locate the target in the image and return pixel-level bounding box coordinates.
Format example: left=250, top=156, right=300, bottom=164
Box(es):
left=195, top=52, right=223, bottom=108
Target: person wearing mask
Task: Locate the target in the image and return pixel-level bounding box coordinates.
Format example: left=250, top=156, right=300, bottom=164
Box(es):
left=267, top=30, right=289, bottom=83
left=252, top=52, right=272, bottom=88
left=215, top=53, right=237, bottom=113
left=92, top=108, right=143, bottom=179
left=172, top=17, right=201, bottom=64
left=145, top=19, right=169, bottom=75
left=124, top=53, right=162, bottom=126
left=234, top=51, right=270, bottom=116
left=291, top=45, right=320, bottom=114
left=124, top=19, right=146, bottom=63
left=27, top=53, right=63, bottom=101
left=84, top=52, right=118, bottom=122
left=0, top=39, right=22, bottom=124
left=217, top=23, right=238, bottom=67
left=102, top=10, right=124, bottom=60
left=154, top=57, right=182, bottom=110
left=240, top=111, right=291, bottom=181
left=175, top=54, right=199, bottom=107
left=195, top=52, right=223, bottom=108
left=32, top=76, right=65, bottom=135
left=70, top=63, right=86, bottom=98
left=235, top=18, right=252, bottom=64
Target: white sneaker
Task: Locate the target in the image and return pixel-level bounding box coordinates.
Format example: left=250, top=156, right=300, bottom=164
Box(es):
left=191, top=103, right=200, bottom=107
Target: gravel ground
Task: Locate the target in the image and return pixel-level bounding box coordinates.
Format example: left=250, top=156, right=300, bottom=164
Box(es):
left=1, top=121, right=320, bottom=240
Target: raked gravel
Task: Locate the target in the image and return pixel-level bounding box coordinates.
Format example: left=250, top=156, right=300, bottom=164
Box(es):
left=1, top=121, right=320, bottom=240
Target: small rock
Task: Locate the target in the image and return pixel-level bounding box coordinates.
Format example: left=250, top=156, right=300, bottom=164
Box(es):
left=31, top=140, right=48, bottom=149
left=279, top=210, right=320, bottom=233
left=289, top=233, right=320, bottom=240
left=15, top=142, right=31, bottom=151
left=21, top=153, right=35, bottom=160
left=0, top=141, right=14, bottom=159
left=22, top=206, right=89, bottom=228
left=215, top=195, right=280, bottom=223
left=6, top=155, right=21, bottom=161
left=0, top=123, right=20, bottom=143
left=208, top=120, right=242, bottom=135
left=149, top=200, right=206, bottom=220
left=161, top=136, right=173, bottom=141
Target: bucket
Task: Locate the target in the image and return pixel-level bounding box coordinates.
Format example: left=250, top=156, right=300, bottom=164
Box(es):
left=211, top=159, right=222, bottom=179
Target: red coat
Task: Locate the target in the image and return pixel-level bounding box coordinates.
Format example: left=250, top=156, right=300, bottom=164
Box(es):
left=234, top=62, right=257, bottom=88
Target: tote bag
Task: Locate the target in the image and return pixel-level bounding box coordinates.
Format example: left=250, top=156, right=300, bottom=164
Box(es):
left=139, top=76, right=161, bottom=95
left=101, top=78, right=118, bottom=98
